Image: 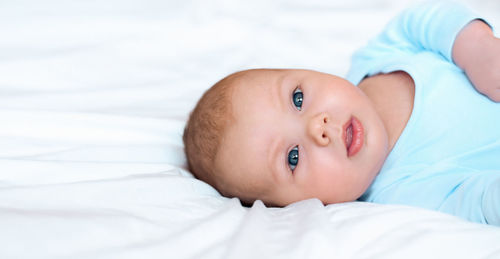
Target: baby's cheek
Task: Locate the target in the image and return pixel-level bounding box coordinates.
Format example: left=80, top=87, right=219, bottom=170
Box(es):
left=313, top=147, right=344, bottom=168
left=309, top=152, right=345, bottom=184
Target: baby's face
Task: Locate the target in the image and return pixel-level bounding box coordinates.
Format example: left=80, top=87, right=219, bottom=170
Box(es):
left=216, top=69, right=388, bottom=206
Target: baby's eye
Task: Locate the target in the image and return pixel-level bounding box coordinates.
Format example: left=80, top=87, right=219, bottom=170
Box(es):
left=292, top=87, right=303, bottom=111
left=287, top=146, right=299, bottom=172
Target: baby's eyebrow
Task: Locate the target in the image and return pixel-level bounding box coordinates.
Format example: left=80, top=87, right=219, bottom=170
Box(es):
left=273, top=74, right=286, bottom=112
left=267, top=137, right=283, bottom=184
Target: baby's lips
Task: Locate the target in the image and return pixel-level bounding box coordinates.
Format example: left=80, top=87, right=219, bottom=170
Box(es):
left=342, top=117, right=353, bottom=154
left=348, top=117, right=364, bottom=157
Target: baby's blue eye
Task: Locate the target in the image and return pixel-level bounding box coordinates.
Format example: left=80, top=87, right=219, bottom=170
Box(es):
left=292, top=88, right=303, bottom=111
left=288, top=146, right=299, bottom=171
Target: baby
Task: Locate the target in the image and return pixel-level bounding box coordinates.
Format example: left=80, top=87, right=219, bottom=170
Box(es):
left=183, top=2, right=500, bottom=225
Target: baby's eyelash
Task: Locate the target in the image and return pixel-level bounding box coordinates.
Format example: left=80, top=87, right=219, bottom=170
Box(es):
left=292, top=87, right=303, bottom=111
left=287, top=145, right=299, bottom=172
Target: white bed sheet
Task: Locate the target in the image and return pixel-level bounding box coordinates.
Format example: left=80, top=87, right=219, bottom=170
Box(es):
left=1, top=0, right=500, bottom=258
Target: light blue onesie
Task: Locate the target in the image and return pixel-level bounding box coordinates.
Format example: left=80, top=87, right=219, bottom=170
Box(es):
left=345, top=1, right=500, bottom=226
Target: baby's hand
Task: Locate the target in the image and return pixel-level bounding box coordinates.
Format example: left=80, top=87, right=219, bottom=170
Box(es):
left=453, top=20, right=500, bottom=102
left=463, top=37, right=500, bottom=102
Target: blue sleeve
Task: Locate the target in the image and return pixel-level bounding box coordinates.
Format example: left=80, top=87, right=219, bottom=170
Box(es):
left=346, top=1, right=485, bottom=85
left=482, top=177, right=500, bottom=226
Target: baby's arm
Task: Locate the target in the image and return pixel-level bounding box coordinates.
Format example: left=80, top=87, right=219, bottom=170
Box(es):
left=347, top=1, right=497, bottom=97
left=453, top=21, right=500, bottom=102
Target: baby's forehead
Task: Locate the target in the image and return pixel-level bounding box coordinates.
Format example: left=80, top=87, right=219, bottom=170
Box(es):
left=233, top=69, right=284, bottom=84
left=217, top=117, right=276, bottom=194
left=231, top=69, right=292, bottom=96
left=233, top=69, right=320, bottom=92
left=228, top=69, right=305, bottom=125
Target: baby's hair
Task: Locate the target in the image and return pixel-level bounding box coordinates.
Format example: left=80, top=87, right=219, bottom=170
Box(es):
left=183, top=71, right=244, bottom=192
left=184, top=69, right=280, bottom=206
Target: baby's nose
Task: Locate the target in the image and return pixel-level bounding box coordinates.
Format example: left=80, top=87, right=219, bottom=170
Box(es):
left=307, top=112, right=330, bottom=146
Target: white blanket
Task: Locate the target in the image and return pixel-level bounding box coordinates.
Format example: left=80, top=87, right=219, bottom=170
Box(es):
left=1, top=0, right=500, bottom=258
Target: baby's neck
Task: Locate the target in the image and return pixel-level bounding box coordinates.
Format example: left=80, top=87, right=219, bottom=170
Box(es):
left=358, top=71, right=415, bottom=152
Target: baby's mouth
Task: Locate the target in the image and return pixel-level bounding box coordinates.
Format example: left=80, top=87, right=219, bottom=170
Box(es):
left=345, top=123, right=353, bottom=151
left=343, top=116, right=364, bottom=157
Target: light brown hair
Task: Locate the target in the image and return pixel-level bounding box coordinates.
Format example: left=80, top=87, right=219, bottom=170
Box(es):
left=184, top=69, right=279, bottom=206
left=183, top=71, right=243, bottom=191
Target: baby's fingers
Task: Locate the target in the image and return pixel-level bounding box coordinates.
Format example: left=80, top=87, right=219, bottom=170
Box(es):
left=476, top=59, right=500, bottom=102
left=470, top=39, right=500, bottom=102
left=483, top=87, right=500, bottom=102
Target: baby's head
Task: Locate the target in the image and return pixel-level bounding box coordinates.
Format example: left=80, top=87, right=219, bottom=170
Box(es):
left=184, top=69, right=389, bottom=206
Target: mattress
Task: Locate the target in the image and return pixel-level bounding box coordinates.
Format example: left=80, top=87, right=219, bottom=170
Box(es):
left=1, top=0, right=500, bottom=258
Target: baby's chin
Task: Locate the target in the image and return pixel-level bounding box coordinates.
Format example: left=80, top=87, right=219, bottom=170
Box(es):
left=271, top=192, right=358, bottom=207
left=320, top=193, right=363, bottom=205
